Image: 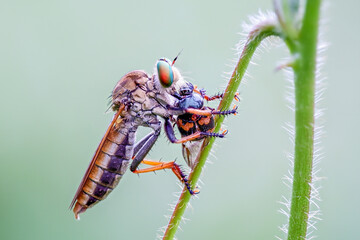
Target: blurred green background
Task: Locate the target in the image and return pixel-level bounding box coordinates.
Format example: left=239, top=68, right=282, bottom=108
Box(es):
left=0, top=1, right=358, bottom=239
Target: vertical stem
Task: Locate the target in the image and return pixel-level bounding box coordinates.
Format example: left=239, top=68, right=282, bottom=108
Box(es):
left=287, top=0, right=321, bottom=239
left=162, top=23, right=279, bottom=240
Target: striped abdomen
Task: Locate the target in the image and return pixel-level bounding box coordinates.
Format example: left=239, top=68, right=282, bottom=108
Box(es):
left=72, top=119, right=136, bottom=219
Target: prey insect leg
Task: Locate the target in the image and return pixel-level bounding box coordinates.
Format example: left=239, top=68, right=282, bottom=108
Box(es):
left=201, top=92, right=240, bottom=102
left=192, top=86, right=240, bottom=102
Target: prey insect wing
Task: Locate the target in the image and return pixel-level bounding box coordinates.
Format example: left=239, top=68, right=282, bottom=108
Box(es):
left=182, top=141, right=203, bottom=169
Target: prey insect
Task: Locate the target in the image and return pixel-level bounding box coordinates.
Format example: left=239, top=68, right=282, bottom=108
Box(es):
left=165, top=83, right=238, bottom=168
left=69, top=57, right=230, bottom=219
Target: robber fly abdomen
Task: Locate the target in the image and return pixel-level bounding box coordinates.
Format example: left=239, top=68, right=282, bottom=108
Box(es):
left=72, top=114, right=136, bottom=218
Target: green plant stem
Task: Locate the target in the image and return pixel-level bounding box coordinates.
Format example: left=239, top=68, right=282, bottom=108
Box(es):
left=287, top=0, right=321, bottom=239
left=162, top=22, right=279, bottom=240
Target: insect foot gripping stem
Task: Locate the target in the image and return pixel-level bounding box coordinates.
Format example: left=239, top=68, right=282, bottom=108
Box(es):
left=185, top=105, right=238, bottom=117
left=132, top=159, right=199, bottom=195
left=172, top=163, right=200, bottom=195
left=200, top=130, right=228, bottom=138
left=212, top=105, right=238, bottom=116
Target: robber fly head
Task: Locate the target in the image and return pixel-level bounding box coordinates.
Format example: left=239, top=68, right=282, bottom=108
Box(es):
left=156, top=50, right=184, bottom=88
left=155, top=54, right=189, bottom=106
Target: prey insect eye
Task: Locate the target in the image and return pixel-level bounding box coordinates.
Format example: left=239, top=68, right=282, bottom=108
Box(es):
left=157, top=59, right=174, bottom=88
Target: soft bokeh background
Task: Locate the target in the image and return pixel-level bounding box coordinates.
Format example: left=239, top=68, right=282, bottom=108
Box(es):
left=0, top=1, right=357, bottom=239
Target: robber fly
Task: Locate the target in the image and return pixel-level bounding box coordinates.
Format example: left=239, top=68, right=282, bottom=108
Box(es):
left=164, top=83, right=238, bottom=168
left=69, top=57, right=231, bottom=219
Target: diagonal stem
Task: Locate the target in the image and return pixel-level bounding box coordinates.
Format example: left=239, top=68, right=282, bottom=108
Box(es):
left=162, top=21, right=280, bottom=240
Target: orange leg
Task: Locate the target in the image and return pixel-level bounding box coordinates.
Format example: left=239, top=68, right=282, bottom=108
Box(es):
left=133, top=159, right=199, bottom=195
left=186, top=108, right=212, bottom=116
left=185, top=106, right=237, bottom=117
left=172, top=132, right=202, bottom=143
left=132, top=160, right=174, bottom=174
left=170, top=131, right=228, bottom=144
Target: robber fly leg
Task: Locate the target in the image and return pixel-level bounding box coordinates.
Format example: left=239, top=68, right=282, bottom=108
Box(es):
left=133, top=132, right=154, bottom=156
left=185, top=106, right=238, bottom=116
left=133, top=160, right=199, bottom=195
left=130, top=125, right=161, bottom=172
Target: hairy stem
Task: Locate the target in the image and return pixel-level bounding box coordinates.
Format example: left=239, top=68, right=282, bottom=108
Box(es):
left=287, top=0, right=321, bottom=239
left=162, top=21, right=280, bottom=240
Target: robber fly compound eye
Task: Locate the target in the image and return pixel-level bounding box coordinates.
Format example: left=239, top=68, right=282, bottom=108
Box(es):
left=157, top=59, right=174, bottom=88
